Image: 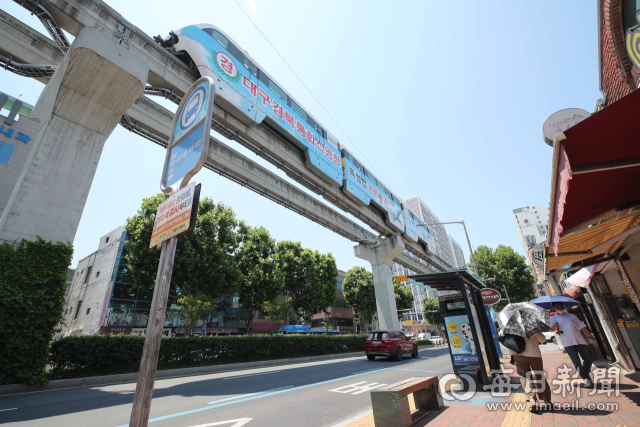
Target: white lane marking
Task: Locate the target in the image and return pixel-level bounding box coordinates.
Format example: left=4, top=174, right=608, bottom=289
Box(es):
left=0, top=408, right=17, bottom=412
left=222, top=371, right=280, bottom=380
left=329, top=410, right=373, bottom=427
left=115, top=368, right=390, bottom=426
left=390, top=368, right=452, bottom=373
left=207, top=386, right=293, bottom=404
left=328, top=381, right=388, bottom=395
left=350, top=368, right=385, bottom=375
left=188, top=419, right=252, bottom=427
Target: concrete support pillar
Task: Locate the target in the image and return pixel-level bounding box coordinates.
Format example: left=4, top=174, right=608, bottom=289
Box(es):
left=0, top=27, right=148, bottom=244
left=354, top=235, right=405, bottom=330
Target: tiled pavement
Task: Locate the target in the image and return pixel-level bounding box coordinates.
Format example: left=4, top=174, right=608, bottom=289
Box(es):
left=341, top=350, right=640, bottom=427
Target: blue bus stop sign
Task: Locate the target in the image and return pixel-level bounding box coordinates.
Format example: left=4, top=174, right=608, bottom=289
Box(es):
left=161, top=76, right=215, bottom=192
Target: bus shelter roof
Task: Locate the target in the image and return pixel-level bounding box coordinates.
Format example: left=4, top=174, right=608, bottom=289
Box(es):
left=407, top=270, right=486, bottom=292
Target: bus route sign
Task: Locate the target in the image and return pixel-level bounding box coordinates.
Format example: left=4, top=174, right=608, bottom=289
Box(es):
left=161, top=76, right=215, bottom=192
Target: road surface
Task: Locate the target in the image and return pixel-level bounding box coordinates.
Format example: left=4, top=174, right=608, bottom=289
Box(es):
left=0, top=347, right=453, bottom=427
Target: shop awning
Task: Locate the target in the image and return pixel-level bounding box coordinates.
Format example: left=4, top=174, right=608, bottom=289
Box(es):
left=546, top=88, right=640, bottom=272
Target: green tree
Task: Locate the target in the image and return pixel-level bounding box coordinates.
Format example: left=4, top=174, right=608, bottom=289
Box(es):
left=264, top=299, right=291, bottom=323
left=275, top=241, right=338, bottom=325
left=472, top=245, right=536, bottom=311
left=394, top=278, right=414, bottom=320
left=343, top=267, right=376, bottom=333
left=421, top=296, right=443, bottom=328
left=174, top=294, right=216, bottom=336
left=321, top=312, right=332, bottom=332
left=123, top=194, right=246, bottom=300
left=0, top=238, right=73, bottom=385
left=236, top=226, right=284, bottom=333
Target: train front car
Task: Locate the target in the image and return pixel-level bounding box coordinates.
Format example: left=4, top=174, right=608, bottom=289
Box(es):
left=169, top=24, right=343, bottom=187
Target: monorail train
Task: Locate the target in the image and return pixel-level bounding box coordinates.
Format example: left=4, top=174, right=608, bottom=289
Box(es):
left=160, top=24, right=435, bottom=249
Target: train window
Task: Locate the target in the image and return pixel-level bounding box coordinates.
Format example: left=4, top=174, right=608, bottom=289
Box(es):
left=258, top=69, right=269, bottom=85
left=243, top=58, right=258, bottom=77
left=269, top=79, right=288, bottom=103
left=226, top=42, right=245, bottom=64
left=203, top=28, right=229, bottom=50
left=307, top=115, right=317, bottom=131
left=290, top=100, right=307, bottom=121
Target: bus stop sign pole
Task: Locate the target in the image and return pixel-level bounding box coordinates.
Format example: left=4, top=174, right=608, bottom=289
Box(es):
left=128, top=77, right=214, bottom=427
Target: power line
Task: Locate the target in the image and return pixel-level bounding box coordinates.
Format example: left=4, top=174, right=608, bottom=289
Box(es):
left=232, top=0, right=393, bottom=191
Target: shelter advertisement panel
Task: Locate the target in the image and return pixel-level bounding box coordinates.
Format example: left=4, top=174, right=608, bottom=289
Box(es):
left=444, top=314, right=479, bottom=365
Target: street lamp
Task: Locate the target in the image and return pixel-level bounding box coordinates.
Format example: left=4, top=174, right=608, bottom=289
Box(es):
left=416, top=220, right=479, bottom=277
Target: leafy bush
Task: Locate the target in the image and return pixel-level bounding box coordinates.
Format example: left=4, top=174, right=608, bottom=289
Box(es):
left=0, top=238, right=73, bottom=385
left=413, top=340, right=433, bottom=346
left=49, top=334, right=368, bottom=379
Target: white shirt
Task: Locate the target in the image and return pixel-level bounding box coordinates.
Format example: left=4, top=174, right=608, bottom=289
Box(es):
left=550, top=313, right=587, bottom=347
left=518, top=333, right=546, bottom=358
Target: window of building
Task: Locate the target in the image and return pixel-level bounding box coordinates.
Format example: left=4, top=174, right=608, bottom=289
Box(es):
left=268, top=79, right=288, bottom=103
left=105, top=237, right=109, bottom=243
left=86, top=308, right=90, bottom=315
left=74, top=301, right=82, bottom=320
left=336, top=281, right=342, bottom=290
left=96, top=271, right=100, bottom=278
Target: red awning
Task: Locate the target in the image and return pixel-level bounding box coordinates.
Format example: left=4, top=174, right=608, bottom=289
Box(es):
left=549, top=88, right=640, bottom=254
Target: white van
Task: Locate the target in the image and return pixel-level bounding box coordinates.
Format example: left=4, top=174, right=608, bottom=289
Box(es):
left=417, top=333, right=431, bottom=341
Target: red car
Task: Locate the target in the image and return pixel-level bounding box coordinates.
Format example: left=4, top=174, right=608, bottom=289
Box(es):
left=365, top=330, right=418, bottom=361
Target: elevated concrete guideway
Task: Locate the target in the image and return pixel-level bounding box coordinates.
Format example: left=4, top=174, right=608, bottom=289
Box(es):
left=0, top=2, right=450, bottom=269
left=0, top=1, right=452, bottom=326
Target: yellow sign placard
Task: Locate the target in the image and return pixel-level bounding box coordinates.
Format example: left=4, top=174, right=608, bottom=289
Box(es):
left=395, top=275, right=408, bottom=282
left=150, top=183, right=197, bottom=248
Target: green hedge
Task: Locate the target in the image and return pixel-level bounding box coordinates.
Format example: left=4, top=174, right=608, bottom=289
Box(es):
left=49, top=334, right=368, bottom=379
left=413, top=339, right=433, bottom=346
left=0, top=238, right=73, bottom=385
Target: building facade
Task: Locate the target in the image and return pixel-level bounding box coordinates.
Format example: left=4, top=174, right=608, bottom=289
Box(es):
left=310, top=270, right=356, bottom=334
left=447, top=235, right=466, bottom=269
left=0, top=93, right=39, bottom=225
left=513, top=203, right=549, bottom=256
left=62, top=227, right=127, bottom=336
left=61, top=227, right=351, bottom=336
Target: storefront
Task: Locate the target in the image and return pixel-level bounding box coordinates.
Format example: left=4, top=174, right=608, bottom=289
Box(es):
left=544, top=86, right=640, bottom=371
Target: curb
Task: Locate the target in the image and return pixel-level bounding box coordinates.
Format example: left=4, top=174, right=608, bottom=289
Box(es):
left=0, top=345, right=436, bottom=396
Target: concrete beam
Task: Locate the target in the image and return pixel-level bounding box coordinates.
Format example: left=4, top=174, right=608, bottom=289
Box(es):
left=354, top=235, right=406, bottom=330
left=0, top=9, right=64, bottom=84
left=1, top=5, right=447, bottom=271
left=0, top=27, right=148, bottom=244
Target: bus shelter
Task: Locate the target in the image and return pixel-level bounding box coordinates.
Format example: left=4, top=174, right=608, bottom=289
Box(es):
left=409, top=270, right=501, bottom=390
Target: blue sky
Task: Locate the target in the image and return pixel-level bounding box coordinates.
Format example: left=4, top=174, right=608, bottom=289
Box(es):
left=1, top=0, right=600, bottom=270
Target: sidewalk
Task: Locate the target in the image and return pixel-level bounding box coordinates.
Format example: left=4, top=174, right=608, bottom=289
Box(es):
left=338, top=350, right=640, bottom=427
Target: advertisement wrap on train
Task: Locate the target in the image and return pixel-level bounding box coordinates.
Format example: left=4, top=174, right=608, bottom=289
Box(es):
left=160, top=23, right=431, bottom=247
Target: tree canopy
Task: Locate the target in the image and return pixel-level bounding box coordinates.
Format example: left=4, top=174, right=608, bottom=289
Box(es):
left=393, top=278, right=414, bottom=320
left=343, top=266, right=376, bottom=328
left=421, top=296, right=443, bottom=327
left=343, top=267, right=416, bottom=325
left=236, top=226, right=284, bottom=332
left=275, top=241, right=338, bottom=325
left=472, top=244, right=536, bottom=311
left=123, top=194, right=246, bottom=299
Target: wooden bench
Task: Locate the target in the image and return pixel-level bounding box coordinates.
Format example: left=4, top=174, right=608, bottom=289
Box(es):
left=370, top=376, right=442, bottom=427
